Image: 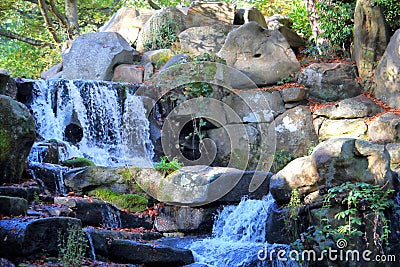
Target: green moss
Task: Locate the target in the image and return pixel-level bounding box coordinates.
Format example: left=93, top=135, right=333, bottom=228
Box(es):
left=89, top=188, right=148, bottom=212
left=0, top=129, right=11, bottom=159
left=62, top=157, right=95, bottom=167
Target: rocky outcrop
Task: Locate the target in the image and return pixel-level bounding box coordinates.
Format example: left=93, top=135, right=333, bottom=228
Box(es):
left=297, top=63, right=362, bottom=101
left=352, top=0, right=389, bottom=87
left=109, top=239, right=194, bottom=266
left=99, top=7, right=140, bottom=45
left=62, top=32, right=135, bottom=80
left=186, top=1, right=234, bottom=28
left=218, top=22, right=300, bottom=86
left=0, top=95, right=36, bottom=184
left=179, top=24, right=235, bottom=55
left=318, top=118, right=368, bottom=141
left=374, top=29, right=400, bottom=108
left=270, top=138, right=393, bottom=204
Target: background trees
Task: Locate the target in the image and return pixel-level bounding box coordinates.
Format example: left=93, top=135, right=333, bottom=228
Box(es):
left=0, top=0, right=399, bottom=78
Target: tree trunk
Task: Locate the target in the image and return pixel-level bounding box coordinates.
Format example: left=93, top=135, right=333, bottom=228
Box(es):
left=304, top=0, right=326, bottom=50
left=65, top=0, right=79, bottom=35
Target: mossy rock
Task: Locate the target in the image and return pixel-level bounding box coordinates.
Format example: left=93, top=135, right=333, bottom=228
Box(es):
left=62, top=157, right=95, bottom=167
left=89, top=188, right=148, bottom=212
left=0, top=95, right=36, bottom=184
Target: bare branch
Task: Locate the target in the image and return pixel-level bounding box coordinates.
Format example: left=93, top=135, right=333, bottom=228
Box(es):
left=0, top=27, right=55, bottom=48
left=148, top=0, right=161, bottom=10
left=38, top=0, right=62, bottom=43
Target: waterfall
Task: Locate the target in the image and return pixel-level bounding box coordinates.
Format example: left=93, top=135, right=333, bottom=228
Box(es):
left=189, top=195, right=300, bottom=267
left=28, top=79, right=153, bottom=167
left=84, top=227, right=96, bottom=260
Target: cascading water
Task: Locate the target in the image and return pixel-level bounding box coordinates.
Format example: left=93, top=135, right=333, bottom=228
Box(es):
left=27, top=79, right=153, bottom=167
left=188, top=195, right=300, bottom=267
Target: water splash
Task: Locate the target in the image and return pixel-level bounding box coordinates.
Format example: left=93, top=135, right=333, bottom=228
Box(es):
left=29, top=79, right=153, bottom=167
left=28, top=162, right=68, bottom=195
left=188, top=195, right=300, bottom=267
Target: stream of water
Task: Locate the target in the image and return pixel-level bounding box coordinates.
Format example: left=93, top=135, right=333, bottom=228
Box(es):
left=188, top=195, right=300, bottom=267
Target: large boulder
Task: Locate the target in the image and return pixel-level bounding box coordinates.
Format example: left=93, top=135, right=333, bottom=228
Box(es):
left=0, top=69, right=17, bottom=98
left=297, top=63, right=362, bottom=101
left=99, top=7, right=140, bottom=45
left=186, top=1, right=235, bottom=28
left=274, top=106, right=318, bottom=157
left=0, top=95, right=36, bottom=184
left=218, top=22, right=300, bottom=86
left=136, top=7, right=187, bottom=52
left=179, top=24, right=235, bottom=55
left=0, top=217, right=81, bottom=258
left=352, top=0, right=389, bottom=88
left=374, top=29, right=400, bottom=108
left=270, top=138, right=393, bottom=204
left=134, top=165, right=271, bottom=206
left=62, top=32, right=134, bottom=80
left=109, top=239, right=194, bottom=266
left=368, top=112, right=400, bottom=142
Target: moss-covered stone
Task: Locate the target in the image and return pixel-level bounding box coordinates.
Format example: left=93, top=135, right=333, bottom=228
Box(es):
left=62, top=157, right=95, bottom=167
left=89, top=188, right=148, bottom=212
left=0, top=95, right=36, bottom=184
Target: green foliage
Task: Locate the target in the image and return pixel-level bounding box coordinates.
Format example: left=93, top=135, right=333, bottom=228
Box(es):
left=89, top=188, right=148, bottom=212
left=373, top=0, right=400, bottom=31
left=316, top=0, right=356, bottom=50
left=189, top=53, right=226, bottom=65
left=62, top=157, right=95, bottom=167
left=143, top=14, right=179, bottom=51
left=33, top=192, right=42, bottom=205
left=271, top=150, right=296, bottom=173
left=286, top=0, right=312, bottom=40
left=292, top=182, right=394, bottom=261
left=154, top=156, right=183, bottom=176
left=276, top=76, right=292, bottom=85
left=323, top=182, right=393, bottom=248
left=285, top=189, right=302, bottom=241
left=58, top=224, right=88, bottom=267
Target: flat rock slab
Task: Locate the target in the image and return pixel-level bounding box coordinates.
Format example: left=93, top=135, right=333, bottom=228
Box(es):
left=109, top=239, right=194, bottom=266
left=0, top=186, right=41, bottom=202
left=314, top=95, right=383, bottom=119
left=84, top=227, right=162, bottom=258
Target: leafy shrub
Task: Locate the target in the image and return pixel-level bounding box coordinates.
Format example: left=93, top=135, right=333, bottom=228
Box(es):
left=316, top=0, right=356, bottom=50
left=373, top=0, right=400, bottom=31
left=286, top=0, right=312, bottom=40
left=271, top=150, right=296, bottom=173
left=154, top=156, right=183, bottom=176
left=89, top=188, right=148, bottom=212
left=58, top=224, right=88, bottom=267
left=143, top=14, right=179, bottom=51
